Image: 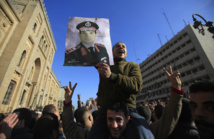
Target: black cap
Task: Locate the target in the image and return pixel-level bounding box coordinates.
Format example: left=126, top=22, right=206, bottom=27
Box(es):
left=76, top=21, right=99, bottom=30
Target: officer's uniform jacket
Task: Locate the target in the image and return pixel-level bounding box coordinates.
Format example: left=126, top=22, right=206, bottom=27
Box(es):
left=64, top=43, right=109, bottom=66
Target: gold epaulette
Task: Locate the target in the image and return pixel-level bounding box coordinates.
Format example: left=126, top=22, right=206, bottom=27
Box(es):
left=81, top=47, right=87, bottom=56
left=95, top=43, right=105, bottom=52
left=65, top=45, right=81, bottom=54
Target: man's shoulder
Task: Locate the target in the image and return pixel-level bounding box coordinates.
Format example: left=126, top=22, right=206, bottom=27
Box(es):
left=65, top=44, right=82, bottom=54
left=95, top=43, right=105, bottom=48
left=123, top=61, right=139, bottom=67
left=129, top=61, right=138, bottom=65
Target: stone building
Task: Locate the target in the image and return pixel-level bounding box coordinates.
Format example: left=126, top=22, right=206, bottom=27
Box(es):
left=0, top=0, right=60, bottom=113
left=137, top=24, right=214, bottom=104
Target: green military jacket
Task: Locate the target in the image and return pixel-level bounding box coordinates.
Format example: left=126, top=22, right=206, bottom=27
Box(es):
left=97, top=59, right=143, bottom=108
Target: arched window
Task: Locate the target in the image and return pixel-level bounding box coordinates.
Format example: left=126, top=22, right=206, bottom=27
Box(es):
left=17, top=50, right=26, bottom=67
left=44, top=45, right=48, bottom=52
left=39, top=36, right=44, bottom=46
left=42, top=40, right=46, bottom=49
left=2, top=80, right=16, bottom=104
left=33, top=23, right=37, bottom=31
left=19, top=90, right=26, bottom=105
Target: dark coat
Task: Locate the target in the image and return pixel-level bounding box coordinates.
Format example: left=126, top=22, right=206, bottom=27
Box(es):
left=64, top=43, right=109, bottom=66
left=62, top=105, right=91, bottom=139
left=11, top=127, right=33, bottom=139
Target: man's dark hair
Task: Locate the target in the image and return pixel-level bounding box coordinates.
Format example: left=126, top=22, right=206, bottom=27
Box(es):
left=0, top=113, right=5, bottom=123
left=43, top=104, right=57, bottom=114
left=154, top=105, right=164, bottom=119
left=189, top=80, right=214, bottom=93
left=107, top=102, right=129, bottom=118
left=92, top=110, right=99, bottom=121
left=178, top=98, right=193, bottom=124
left=29, top=110, right=38, bottom=131
left=74, top=107, right=89, bottom=125
left=13, top=108, right=32, bottom=128
left=137, top=106, right=151, bottom=123
left=33, top=113, right=59, bottom=139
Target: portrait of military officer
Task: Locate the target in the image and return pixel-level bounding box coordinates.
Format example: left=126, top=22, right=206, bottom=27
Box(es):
left=64, top=21, right=110, bottom=66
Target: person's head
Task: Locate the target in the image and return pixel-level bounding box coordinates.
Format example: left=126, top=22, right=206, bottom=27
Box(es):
left=35, top=111, right=42, bottom=120
left=112, top=42, right=127, bottom=60
left=76, top=21, right=99, bottom=46
left=92, top=110, right=99, bottom=121
left=33, top=113, right=59, bottom=139
left=0, top=113, right=5, bottom=122
left=137, top=106, right=151, bottom=123
left=29, top=110, right=38, bottom=131
left=189, top=80, right=214, bottom=139
left=13, top=108, right=32, bottom=129
left=43, top=104, right=60, bottom=121
left=74, top=107, right=93, bottom=127
left=107, top=102, right=130, bottom=139
left=153, top=104, right=164, bottom=120
left=178, top=98, right=193, bottom=124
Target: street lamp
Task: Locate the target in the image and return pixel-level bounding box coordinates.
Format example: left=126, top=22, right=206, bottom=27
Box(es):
left=192, top=14, right=214, bottom=38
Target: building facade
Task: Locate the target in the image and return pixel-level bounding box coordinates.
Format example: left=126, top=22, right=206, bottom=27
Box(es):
left=0, top=0, right=60, bottom=113
left=137, top=24, right=214, bottom=104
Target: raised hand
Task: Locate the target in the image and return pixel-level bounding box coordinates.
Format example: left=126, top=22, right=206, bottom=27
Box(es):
left=81, top=101, right=85, bottom=106
left=77, top=94, right=81, bottom=100
left=163, top=66, right=181, bottom=90
left=64, top=81, right=77, bottom=103
left=0, top=113, right=19, bottom=139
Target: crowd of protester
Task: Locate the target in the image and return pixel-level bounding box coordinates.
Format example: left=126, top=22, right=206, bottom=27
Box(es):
left=0, top=42, right=213, bottom=139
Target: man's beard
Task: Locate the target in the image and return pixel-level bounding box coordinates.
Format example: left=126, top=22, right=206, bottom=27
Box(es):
left=114, top=57, right=124, bottom=62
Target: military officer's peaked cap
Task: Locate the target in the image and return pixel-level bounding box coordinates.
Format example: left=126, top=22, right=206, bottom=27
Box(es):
left=76, top=21, right=99, bottom=31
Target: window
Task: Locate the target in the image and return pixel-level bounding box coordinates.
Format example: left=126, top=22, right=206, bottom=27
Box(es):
left=188, top=59, right=194, bottom=65
left=178, top=36, right=182, bottom=41
left=185, top=51, right=190, bottom=55
left=2, top=80, right=16, bottom=104
left=194, top=56, right=200, bottom=61
left=176, top=47, right=180, bottom=51
left=174, top=40, right=177, bottom=44
left=44, top=45, right=48, bottom=52
left=181, top=73, right=185, bottom=77
left=17, top=51, right=26, bottom=67
left=177, top=64, right=182, bottom=69
left=187, top=70, right=191, bottom=75
left=33, top=23, right=37, bottom=31
left=183, top=32, right=188, bottom=37
left=19, top=90, right=26, bottom=105
left=39, top=36, right=44, bottom=46
left=181, top=43, right=186, bottom=48
left=186, top=40, right=191, bottom=44
left=192, top=68, right=198, bottom=73
left=199, top=65, right=205, bottom=70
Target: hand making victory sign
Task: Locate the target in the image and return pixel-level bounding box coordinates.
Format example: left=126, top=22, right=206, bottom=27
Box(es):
left=163, top=65, right=182, bottom=90
left=64, top=82, right=77, bottom=103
